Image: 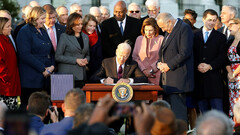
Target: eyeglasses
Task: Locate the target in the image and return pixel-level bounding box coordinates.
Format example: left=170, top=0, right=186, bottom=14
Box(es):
left=228, top=23, right=238, bottom=28
left=129, top=10, right=140, bottom=13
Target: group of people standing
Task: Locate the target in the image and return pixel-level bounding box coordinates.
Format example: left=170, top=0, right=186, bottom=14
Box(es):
left=1, top=0, right=240, bottom=130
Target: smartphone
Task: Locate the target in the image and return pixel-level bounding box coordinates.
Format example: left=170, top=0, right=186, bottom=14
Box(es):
left=49, top=106, right=54, bottom=112
left=110, top=102, right=135, bottom=117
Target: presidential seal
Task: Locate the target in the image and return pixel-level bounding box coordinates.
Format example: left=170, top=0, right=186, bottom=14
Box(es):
left=112, top=83, right=133, bottom=102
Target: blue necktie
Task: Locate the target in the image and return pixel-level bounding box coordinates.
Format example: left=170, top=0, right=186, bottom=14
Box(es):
left=204, top=31, right=209, bottom=43
left=120, top=22, right=123, bottom=35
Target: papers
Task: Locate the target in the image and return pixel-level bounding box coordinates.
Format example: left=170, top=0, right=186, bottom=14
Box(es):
left=104, top=83, right=154, bottom=86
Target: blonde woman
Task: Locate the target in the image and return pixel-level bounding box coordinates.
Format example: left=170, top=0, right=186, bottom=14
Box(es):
left=226, top=18, right=240, bottom=117
left=16, top=7, right=54, bottom=106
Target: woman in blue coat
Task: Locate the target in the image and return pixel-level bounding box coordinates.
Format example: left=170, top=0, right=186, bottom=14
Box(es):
left=17, top=7, right=54, bottom=106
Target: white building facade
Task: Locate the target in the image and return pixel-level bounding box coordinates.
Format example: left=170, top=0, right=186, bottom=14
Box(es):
left=17, top=0, right=240, bottom=27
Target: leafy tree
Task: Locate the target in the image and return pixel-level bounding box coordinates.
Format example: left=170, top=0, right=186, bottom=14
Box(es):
left=0, top=0, right=20, bottom=19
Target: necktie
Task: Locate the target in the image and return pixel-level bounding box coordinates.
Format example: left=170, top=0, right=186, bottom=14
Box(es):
left=224, top=27, right=228, bottom=38
left=50, top=27, right=57, bottom=51
left=120, top=22, right=123, bottom=35
left=118, top=65, right=123, bottom=79
left=204, top=31, right=209, bottom=43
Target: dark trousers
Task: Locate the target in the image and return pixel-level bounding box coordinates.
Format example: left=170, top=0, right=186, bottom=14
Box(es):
left=163, top=93, right=187, bottom=122
left=198, top=98, right=223, bottom=113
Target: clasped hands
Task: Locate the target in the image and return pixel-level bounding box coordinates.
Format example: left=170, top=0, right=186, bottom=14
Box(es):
left=198, top=63, right=211, bottom=73
left=103, top=77, right=130, bottom=84
left=76, top=58, right=88, bottom=66
left=228, top=72, right=236, bottom=82
left=43, top=65, right=54, bottom=77
left=157, top=62, right=170, bottom=73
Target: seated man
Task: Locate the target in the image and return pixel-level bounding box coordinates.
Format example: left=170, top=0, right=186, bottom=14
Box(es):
left=27, top=92, right=58, bottom=134
left=93, top=42, right=147, bottom=84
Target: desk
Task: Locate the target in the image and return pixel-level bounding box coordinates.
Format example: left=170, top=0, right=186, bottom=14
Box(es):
left=52, top=83, right=162, bottom=107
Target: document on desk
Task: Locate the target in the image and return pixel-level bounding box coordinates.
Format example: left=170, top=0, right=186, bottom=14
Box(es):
left=104, top=83, right=154, bottom=86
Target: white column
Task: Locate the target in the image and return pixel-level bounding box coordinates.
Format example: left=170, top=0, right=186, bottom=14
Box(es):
left=38, top=0, right=51, bottom=6
left=65, top=0, right=79, bottom=12
left=200, top=0, right=215, bottom=5
left=159, top=0, right=178, bottom=18
left=222, top=0, right=239, bottom=7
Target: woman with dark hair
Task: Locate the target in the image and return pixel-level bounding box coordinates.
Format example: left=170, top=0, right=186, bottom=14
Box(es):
left=82, top=14, right=102, bottom=80
left=0, top=17, right=21, bottom=110
left=226, top=18, right=240, bottom=117
left=17, top=7, right=54, bottom=106
left=132, top=18, right=164, bottom=85
left=55, top=13, right=89, bottom=88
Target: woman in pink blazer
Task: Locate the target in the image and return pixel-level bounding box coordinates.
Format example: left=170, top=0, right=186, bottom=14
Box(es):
left=133, top=18, right=164, bottom=85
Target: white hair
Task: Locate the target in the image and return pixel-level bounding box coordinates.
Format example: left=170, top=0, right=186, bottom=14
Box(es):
left=89, top=7, right=101, bottom=15
left=56, top=6, right=68, bottom=15
left=195, top=110, right=233, bottom=135
left=70, top=3, right=81, bottom=13
left=156, top=12, right=174, bottom=23
left=117, top=42, right=131, bottom=53
left=128, top=2, right=141, bottom=10
left=99, top=6, right=110, bottom=14
left=145, top=0, right=159, bottom=8
left=223, top=5, right=238, bottom=17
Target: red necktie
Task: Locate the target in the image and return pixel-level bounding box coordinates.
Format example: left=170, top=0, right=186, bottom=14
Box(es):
left=50, top=27, right=57, bottom=51
left=118, top=65, right=123, bottom=79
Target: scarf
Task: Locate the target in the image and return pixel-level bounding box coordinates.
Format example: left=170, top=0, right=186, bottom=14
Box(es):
left=82, top=29, right=98, bottom=47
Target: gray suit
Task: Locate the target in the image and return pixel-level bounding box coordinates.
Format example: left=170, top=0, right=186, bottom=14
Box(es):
left=55, top=32, right=89, bottom=80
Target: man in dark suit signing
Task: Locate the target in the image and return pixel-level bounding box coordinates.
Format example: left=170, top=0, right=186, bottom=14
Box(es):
left=156, top=13, right=194, bottom=122
left=94, top=42, right=147, bottom=84
left=101, top=0, right=141, bottom=59
left=194, top=9, right=226, bottom=113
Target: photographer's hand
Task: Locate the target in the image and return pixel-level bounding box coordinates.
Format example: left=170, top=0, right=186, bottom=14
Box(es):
left=88, top=94, right=119, bottom=125
left=48, top=106, right=59, bottom=123
left=133, top=102, right=155, bottom=135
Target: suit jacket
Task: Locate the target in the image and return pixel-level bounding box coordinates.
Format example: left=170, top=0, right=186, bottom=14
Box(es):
left=158, top=19, right=194, bottom=94
left=13, top=21, right=26, bottom=42
left=30, top=115, right=44, bottom=135
left=68, top=122, right=110, bottom=135
left=218, top=26, right=234, bottom=42
left=55, top=32, right=90, bottom=80
left=17, top=24, right=54, bottom=88
left=40, top=117, right=74, bottom=135
left=43, top=23, right=66, bottom=45
left=133, top=35, right=163, bottom=85
left=194, top=28, right=227, bottom=98
left=93, top=57, right=147, bottom=83
left=0, top=35, right=21, bottom=96
left=101, top=15, right=141, bottom=58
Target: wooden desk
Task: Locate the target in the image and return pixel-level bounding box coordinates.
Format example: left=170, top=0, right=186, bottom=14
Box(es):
left=52, top=83, right=162, bottom=107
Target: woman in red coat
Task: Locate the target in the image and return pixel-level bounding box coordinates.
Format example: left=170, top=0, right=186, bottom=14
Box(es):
left=0, top=17, right=21, bottom=110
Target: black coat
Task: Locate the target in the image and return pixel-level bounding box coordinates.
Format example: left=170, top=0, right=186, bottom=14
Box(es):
left=158, top=19, right=194, bottom=94
left=194, top=28, right=227, bottom=99
left=101, top=16, right=141, bottom=59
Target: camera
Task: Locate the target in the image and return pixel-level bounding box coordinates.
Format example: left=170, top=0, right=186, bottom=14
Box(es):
left=49, top=106, right=54, bottom=112
left=110, top=102, right=135, bottom=117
